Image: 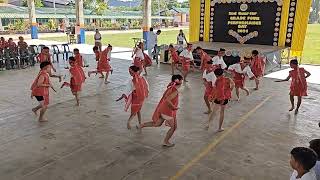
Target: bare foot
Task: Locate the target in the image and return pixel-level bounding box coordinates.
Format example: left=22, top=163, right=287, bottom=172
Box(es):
left=135, top=125, right=142, bottom=133
left=217, top=128, right=224, bottom=132
left=143, top=73, right=147, bottom=76
left=163, top=142, right=175, bottom=147
left=127, top=123, right=131, bottom=130
left=99, top=76, right=104, bottom=79
left=76, top=103, right=80, bottom=107
left=237, top=98, right=240, bottom=102
left=58, top=76, right=62, bottom=82
left=87, top=72, right=91, bottom=77
left=294, top=109, right=299, bottom=115
left=204, top=124, right=209, bottom=131
left=32, top=108, right=38, bottom=115
left=204, top=111, right=212, bottom=114
left=104, top=81, right=110, bottom=84
left=110, top=69, right=113, bottom=74
left=184, top=79, right=188, bottom=82
left=39, top=118, right=48, bottom=122
left=289, top=107, right=295, bottom=111
left=254, top=87, right=259, bottom=90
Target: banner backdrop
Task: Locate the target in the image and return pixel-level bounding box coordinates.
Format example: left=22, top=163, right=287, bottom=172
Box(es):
left=209, top=1, right=282, bottom=46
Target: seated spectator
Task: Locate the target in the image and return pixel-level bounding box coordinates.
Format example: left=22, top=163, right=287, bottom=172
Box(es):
left=0, top=37, right=7, bottom=51
left=18, top=36, right=28, bottom=52
left=309, top=139, right=320, bottom=180
left=7, top=38, right=17, bottom=52
left=290, top=147, right=317, bottom=180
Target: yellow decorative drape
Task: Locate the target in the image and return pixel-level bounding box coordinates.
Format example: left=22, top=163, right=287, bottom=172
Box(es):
left=189, top=0, right=200, bottom=42
left=278, top=0, right=290, bottom=47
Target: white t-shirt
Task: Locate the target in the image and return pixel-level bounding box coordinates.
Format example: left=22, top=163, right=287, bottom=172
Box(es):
left=148, top=32, right=157, bottom=47
left=134, top=48, right=144, bottom=60
left=212, top=56, right=227, bottom=69
left=180, top=49, right=194, bottom=60
left=314, top=161, right=320, bottom=180
left=94, top=33, right=101, bottom=42
left=177, top=34, right=185, bottom=42
left=202, top=70, right=217, bottom=86
left=124, top=77, right=149, bottom=96
left=290, top=170, right=317, bottom=180
left=228, top=63, right=255, bottom=79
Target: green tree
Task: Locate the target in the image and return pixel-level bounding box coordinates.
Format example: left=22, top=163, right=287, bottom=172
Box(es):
left=84, top=0, right=108, bottom=15
left=22, top=0, right=44, bottom=7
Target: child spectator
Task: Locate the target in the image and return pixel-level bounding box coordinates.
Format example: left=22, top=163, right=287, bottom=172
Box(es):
left=309, top=139, right=320, bottom=180
left=290, top=147, right=317, bottom=180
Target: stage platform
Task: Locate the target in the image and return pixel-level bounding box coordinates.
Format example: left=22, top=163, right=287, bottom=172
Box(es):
left=192, top=42, right=289, bottom=73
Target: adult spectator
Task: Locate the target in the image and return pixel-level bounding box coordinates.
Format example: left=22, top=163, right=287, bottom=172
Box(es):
left=177, top=29, right=188, bottom=45
left=94, top=29, right=102, bottom=51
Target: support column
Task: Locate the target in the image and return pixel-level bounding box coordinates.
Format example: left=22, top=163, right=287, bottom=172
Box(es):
left=0, top=18, right=3, bottom=31
left=28, top=0, right=38, bottom=39
left=142, top=0, right=151, bottom=49
left=76, top=0, right=85, bottom=44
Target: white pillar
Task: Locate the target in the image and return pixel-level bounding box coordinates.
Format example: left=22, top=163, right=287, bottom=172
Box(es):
left=143, top=0, right=151, bottom=49
left=76, top=0, right=85, bottom=43
left=28, top=0, right=38, bottom=39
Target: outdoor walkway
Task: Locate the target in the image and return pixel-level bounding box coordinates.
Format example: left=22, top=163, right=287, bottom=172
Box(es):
left=0, top=51, right=319, bottom=180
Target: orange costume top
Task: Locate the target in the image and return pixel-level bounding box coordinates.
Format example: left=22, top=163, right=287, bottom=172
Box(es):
left=75, top=54, right=84, bottom=67
left=228, top=63, right=255, bottom=88
left=143, top=53, right=152, bottom=67
left=31, top=70, right=50, bottom=105
left=289, top=67, right=308, bottom=96
left=37, top=53, right=52, bottom=63
left=200, top=51, right=212, bottom=71
left=180, top=57, right=191, bottom=72
left=152, top=83, right=179, bottom=127
left=69, top=65, right=86, bottom=92
left=96, top=49, right=112, bottom=73
left=124, top=73, right=149, bottom=113
left=251, top=56, right=265, bottom=77
left=214, top=76, right=232, bottom=101
left=170, top=50, right=180, bottom=64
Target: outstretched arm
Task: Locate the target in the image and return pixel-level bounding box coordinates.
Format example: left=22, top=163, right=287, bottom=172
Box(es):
left=116, top=94, right=127, bottom=102
left=274, top=75, right=290, bottom=82
left=305, top=70, right=311, bottom=78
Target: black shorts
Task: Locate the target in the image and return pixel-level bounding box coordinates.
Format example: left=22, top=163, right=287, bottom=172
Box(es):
left=214, top=99, right=229, bottom=105
left=35, top=96, right=44, bottom=102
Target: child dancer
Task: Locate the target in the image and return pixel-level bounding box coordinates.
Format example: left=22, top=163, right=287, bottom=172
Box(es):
left=206, top=68, right=234, bottom=132
left=132, top=42, right=152, bottom=76
left=179, top=43, right=193, bottom=82
left=168, top=44, right=180, bottom=75
left=251, top=50, right=266, bottom=90
left=36, top=46, right=62, bottom=82
left=212, top=48, right=227, bottom=69
left=228, top=58, right=255, bottom=101
left=61, top=57, right=86, bottom=106
left=203, top=60, right=217, bottom=114
left=196, top=46, right=212, bottom=71
left=116, top=66, right=149, bottom=129
left=275, top=59, right=311, bottom=114
left=88, top=45, right=113, bottom=84
left=31, top=61, right=56, bottom=122
left=138, top=74, right=183, bottom=147
left=74, top=48, right=84, bottom=67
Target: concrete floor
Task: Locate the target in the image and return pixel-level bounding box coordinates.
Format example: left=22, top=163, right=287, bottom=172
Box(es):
left=0, top=55, right=319, bottom=180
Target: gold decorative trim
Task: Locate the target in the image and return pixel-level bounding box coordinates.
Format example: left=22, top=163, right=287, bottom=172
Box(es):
left=212, top=0, right=283, bottom=6
left=228, top=30, right=258, bottom=44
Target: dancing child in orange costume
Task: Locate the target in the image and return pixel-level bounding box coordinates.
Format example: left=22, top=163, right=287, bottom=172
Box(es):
left=116, top=66, right=149, bottom=129
left=251, top=50, right=266, bottom=90
left=179, top=43, right=194, bottom=82
left=196, top=46, right=212, bottom=71
left=61, top=57, right=86, bottom=106
left=228, top=58, right=255, bottom=101
left=36, top=46, right=62, bottom=82
left=206, top=68, right=234, bottom=132
left=275, top=59, right=311, bottom=114
left=73, top=48, right=85, bottom=67
left=132, top=42, right=152, bottom=76
left=168, top=44, right=181, bottom=75
left=138, top=74, right=183, bottom=147
left=88, top=45, right=113, bottom=84
left=31, top=61, right=56, bottom=122
left=203, top=60, right=217, bottom=114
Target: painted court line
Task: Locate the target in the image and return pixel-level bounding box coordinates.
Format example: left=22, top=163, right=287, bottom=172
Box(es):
left=170, top=95, right=273, bottom=180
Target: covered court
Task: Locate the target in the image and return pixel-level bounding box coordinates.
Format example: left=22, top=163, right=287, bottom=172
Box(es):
left=0, top=49, right=319, bottom=179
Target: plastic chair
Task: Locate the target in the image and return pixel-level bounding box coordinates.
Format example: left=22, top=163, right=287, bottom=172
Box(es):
left=4, top=48, right=17, bottom=69
left=28, top=46, right=37, bottom=66
left=38, top=44, right=46, bottom=52
left=0, top=49, right=5, bottom=70
left=61, top=44, right=73, bottom=61
left=18, top=47, right=30, bottom=68
left=51, top=45, right=63, bottom=63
